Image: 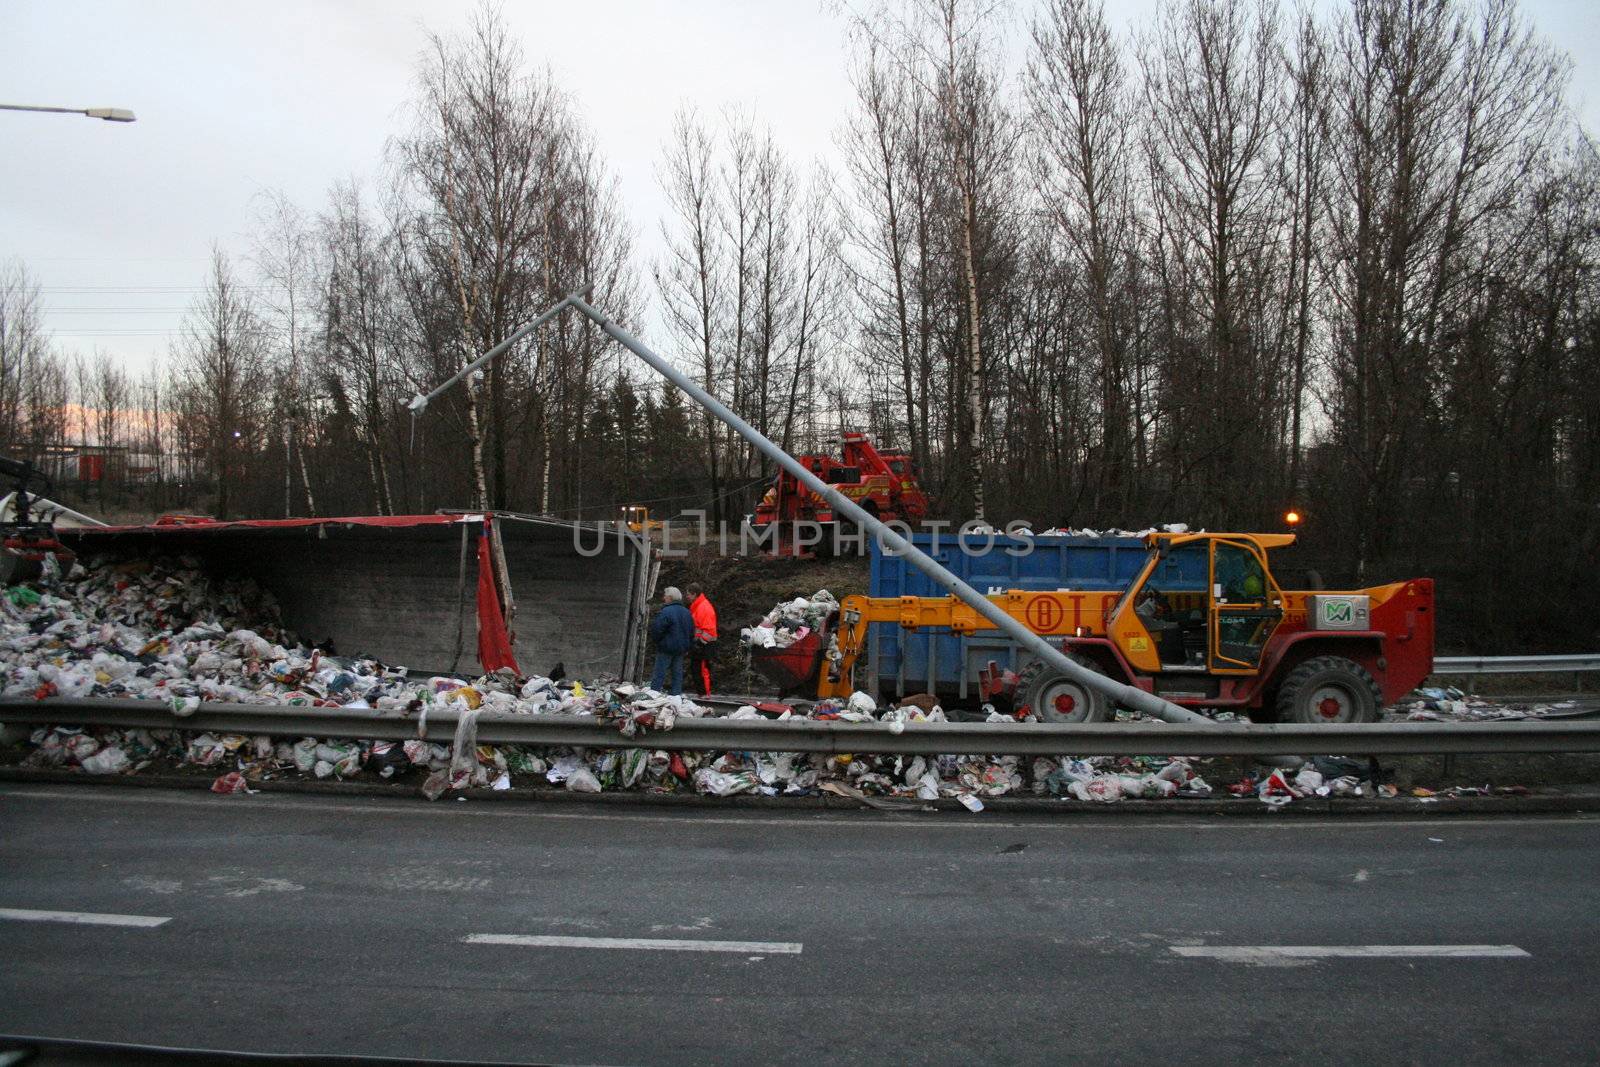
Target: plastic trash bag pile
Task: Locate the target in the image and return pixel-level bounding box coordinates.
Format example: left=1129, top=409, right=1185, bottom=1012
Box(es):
left=0, top=553, right=402, bottom=708
left=0, top=552, right=646, bottom=718
left=3, top=598, right=1209, bottom=806
left=1034, top=755, right=1214, bottom=802
left=1, top=555, right=1438, bottom=807
left=740, top=589, right=838, bottom=649
left=1221, top=755, right=1395, bottom=806
left=1397, top=686, right=1567, bottom=722
left=959, top=523, right=1193, bottom=539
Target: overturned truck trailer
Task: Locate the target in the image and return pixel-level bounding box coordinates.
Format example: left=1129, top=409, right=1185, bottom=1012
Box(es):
left=56, top=513, right=656, bottom=682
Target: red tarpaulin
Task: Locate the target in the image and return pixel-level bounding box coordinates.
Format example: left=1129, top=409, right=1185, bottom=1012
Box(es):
left=475, top=524, right=521, bottom=675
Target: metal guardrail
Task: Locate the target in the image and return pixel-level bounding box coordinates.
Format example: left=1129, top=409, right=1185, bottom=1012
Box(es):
left=1434, top=654, right=1600, bottom=675
left=4, top=697, right=1600, bottom=757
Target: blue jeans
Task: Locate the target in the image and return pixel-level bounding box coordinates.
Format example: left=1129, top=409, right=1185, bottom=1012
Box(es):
left=651, top=651, right=685, bottom=695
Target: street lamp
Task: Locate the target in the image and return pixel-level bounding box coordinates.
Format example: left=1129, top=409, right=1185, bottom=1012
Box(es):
left=0, top=103, right=136, bottom=122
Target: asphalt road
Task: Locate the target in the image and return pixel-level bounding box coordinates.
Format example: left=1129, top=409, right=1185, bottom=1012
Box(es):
left=3, top=784, right=1598, bottom=1065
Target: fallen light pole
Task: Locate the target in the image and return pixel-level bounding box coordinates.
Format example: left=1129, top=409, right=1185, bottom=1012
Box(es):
left=0, top=103, right=136, bottom=122
left=410, top=288, right=1210, bottom=728
left=407, top=293, right=589, bottom=414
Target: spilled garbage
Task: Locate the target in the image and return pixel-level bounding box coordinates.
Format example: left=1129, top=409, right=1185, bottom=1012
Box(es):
left=1397, top=686, right=1581, bottom=722
left=959, top=523, right=1193, bottom=539
left=0, top=556, right=1542, bottom=809
left=739, top=589, right=839, bottom=650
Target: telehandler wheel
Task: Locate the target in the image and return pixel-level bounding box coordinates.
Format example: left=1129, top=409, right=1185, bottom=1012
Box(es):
left=1017, top=653, right=1113, bottom=724
left=1275, top=655, right=1382, bottom=724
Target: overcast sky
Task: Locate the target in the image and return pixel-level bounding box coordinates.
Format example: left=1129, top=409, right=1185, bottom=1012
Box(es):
left=4, top=0, right=1597, bottom=374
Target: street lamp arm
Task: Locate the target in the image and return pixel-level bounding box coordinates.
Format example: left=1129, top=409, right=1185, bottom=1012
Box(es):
left=0, top=103, right=136, bottom=122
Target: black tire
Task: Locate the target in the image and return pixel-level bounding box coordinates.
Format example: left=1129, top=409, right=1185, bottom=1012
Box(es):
left=1016, top=652, right=1113, bottom=723
left=1274, top=655, right=1381, bottom=724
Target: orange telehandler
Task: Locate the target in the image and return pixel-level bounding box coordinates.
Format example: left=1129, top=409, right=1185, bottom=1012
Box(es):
left=787, top=530, right=1433, bottom=724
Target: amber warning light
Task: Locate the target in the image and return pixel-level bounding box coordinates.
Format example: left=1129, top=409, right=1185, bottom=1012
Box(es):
left=1284, top=510, right=1302, bottom=526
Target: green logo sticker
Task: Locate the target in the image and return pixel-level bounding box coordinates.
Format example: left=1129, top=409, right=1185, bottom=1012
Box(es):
left=1325, top=602, right=1353, bottom=624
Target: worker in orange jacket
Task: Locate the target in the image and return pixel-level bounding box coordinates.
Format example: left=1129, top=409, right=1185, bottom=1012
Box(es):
left=685, top=582, right=717, bottom=698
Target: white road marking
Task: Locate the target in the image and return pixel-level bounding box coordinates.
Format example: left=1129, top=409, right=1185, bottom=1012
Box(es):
left=1172, top=944, right=1529, bottom=962
left=4, top=787, right=1598, bottom=833
left=0, top=906, right=170, bottom=928
left=463, top=933, right=802, bottom=954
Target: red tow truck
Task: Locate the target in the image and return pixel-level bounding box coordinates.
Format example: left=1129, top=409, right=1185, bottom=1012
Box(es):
left=753, top=432, right=930, bottom=556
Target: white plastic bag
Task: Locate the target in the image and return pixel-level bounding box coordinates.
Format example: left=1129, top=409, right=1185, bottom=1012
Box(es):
left=1069, top=776, right=1124, bottom=803
left=694, top=768, right=759, bottom=796
left=80, top=747, right=130, bottom=775
left=565, top=767, right=602, bottom=793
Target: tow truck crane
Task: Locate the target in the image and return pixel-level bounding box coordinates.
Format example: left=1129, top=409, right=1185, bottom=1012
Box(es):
left=753, top=431, right=929, bottom=556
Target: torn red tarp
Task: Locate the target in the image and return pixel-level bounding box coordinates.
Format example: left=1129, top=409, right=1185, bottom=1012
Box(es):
left=475, top=524, right=521, bottom=676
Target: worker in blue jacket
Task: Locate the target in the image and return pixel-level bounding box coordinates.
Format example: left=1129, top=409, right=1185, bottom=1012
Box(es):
left=649, top=586, right=696, bottom=695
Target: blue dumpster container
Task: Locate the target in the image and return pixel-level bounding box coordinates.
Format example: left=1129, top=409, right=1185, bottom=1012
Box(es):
left=866, top=532, right=1154, bottom=703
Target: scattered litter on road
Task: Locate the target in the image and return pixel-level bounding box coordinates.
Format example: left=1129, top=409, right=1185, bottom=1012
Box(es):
left=0, top=554, right=1572, bottom=808
left=210, top=771, right=251, bottom=795
left=1394, top=686, right=1581, bottom=722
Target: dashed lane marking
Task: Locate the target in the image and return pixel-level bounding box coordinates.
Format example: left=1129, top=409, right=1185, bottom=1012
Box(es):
left=0, top=906, right=170, bottom=928
left=463, top=933, right=802, bottom=954
left=1172, top=944, right=1530, bottom=963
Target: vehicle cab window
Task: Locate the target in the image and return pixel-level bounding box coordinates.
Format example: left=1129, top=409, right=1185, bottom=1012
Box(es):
left=1215, top=542, right=1267, bottom=603
left=1136, top=542, right=1208, bottom=667
left=1210, top=540, right=1281, bottom=670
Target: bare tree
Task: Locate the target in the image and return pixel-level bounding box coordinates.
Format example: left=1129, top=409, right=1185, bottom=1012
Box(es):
left=840, top=37, right=930, bottom=469
left=1139, top=0, right=1289, bottom=521
left=1319, top=0, right=1567, bottom=574
left=171, top=247, right=269, bottom=520
left=86, top=351, right=128, bottom=505
left=320, top=180, right=400, bottom=515
left=0, top=260, right=52, bottom=449
left=396, top=3, right=570, bottom=511
left=780, top=167, right=848, bottom=454
left=657, top=106, right=729, bottom=522
left=1277, top=5, right=1328, bottom=502
left=844, top=0, right=1019, bottom=519
left=250, top=189, right=319, bottom=516
left=1026, top=0, right=1141, bottom=515
left=925, top=0, right=1012, bottom=522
